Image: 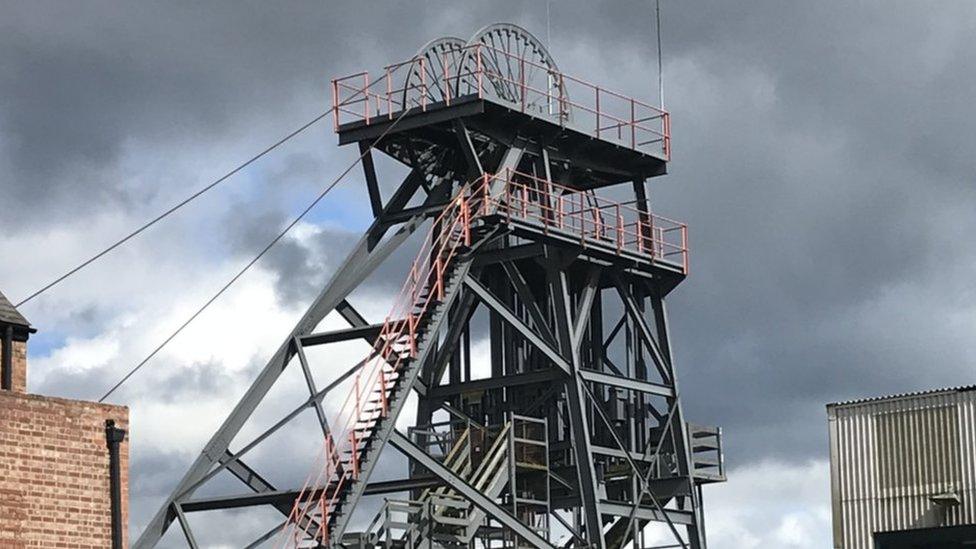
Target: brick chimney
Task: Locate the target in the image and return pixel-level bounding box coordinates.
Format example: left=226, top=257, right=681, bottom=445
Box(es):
left=0, top=289, right=34, bottom=393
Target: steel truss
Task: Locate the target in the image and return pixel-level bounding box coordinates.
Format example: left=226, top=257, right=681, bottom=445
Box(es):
left=137, top=25, right=723, bottom=549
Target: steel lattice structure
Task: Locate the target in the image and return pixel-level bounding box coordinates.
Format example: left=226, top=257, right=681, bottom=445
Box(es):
left=136, top=24, right=725, bottom=549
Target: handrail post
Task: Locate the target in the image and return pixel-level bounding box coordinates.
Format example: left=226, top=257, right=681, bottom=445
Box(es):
left=682, top=225, right=688, bottom=273
left=355, top=375, right=361, bottom=418
left=520, top=55, right=526, bottom=112
left=631, top=98, right=636, bottom=149
left=350, top=430, right=359, bottom=479
left=617, top=208, right=623, bottom=253
left=420, top=57, right=427, bottom=111
left=477, top=45, right=484, bottom=98
left=408, top=313, right=417, bottom=357
left=410, top=265, right=417, bottom=302
left=637, top=221, right=645, bottom=254
left=462, top=197, right=471, bottom=246
left=505, top=176, right=512, bottom=223
left=558, top=195, right=564, bottom=229
left=482, top=173, right=490, bottom=215
left=649, top=215, right=656, bottom=259
left=559, top=73, right=567, bottom=124
left=379, top=368, right=388, bottom=417
left=664, top=112, right=671, bottom=159
left=364, top=73, right=371, bottom=125
left=435, top=256, right=444, bottom=301
left=387, top=66, right=393, bottom=120
left=331, top=79, right=339, bottom=131
left=443, top=51, right=451, bottom=106
left=521, top=185, right=528, bottom=218
left=595, top=86, right=601, bottom=138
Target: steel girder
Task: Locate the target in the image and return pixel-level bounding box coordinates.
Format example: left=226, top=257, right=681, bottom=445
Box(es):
left=137, top=92, right=715, bottom=548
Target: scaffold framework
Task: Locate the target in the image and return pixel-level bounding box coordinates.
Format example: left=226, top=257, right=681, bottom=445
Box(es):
left=136, top=24, right=724, bottom=549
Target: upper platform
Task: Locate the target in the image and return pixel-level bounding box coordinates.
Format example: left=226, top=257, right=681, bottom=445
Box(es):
left=331, top=36, right=670, bottom=188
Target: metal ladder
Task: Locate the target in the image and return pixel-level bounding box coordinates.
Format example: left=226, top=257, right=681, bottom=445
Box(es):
left=362, top=421, right=514, bottom=549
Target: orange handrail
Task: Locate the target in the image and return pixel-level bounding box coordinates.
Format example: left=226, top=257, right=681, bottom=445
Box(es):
left=330, top=43, right=671, bottom=160
left=279, top=170, right=688, bottom=547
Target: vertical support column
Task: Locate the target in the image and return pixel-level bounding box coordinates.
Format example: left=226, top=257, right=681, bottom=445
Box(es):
left=633, top=178, right=654, bottom=260
left=650, top=295, right=706, bottom=549
left=547, top=264, right=606, bottom=549
left=359, top=142, right=385, bottom=218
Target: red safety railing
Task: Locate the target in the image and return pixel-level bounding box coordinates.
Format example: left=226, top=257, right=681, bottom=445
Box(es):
left=279, top=172, right=687, bottom=547
left=484, top=170, right=688, bottom=273
left=279, top=182, right=483, bottom=547
left=331, top=43, right=671, bottom=160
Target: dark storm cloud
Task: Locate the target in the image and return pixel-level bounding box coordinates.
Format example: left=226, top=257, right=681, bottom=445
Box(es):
left=0, top=1, right=477, bottom=229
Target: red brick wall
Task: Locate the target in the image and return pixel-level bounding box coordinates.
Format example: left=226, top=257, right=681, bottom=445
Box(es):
left=0, top=392, right=128, bottom=548
left=0, top=339, right=27, bottom=393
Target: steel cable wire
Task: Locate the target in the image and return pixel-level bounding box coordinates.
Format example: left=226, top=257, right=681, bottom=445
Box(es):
left=15, top=111, right=330, bottom=308
left=98, top=108, right=411, bottom=402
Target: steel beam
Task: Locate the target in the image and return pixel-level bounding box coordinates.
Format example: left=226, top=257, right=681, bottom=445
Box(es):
left=453, top=119, right=484, bottom=178
left=299, top=323, right=385, bottom=347
left=547, top=264, right=606, bottom=549
left=501, top=261, right=557, bottom=346
left=599, top=501, right=694, bottom=526
left=463, top=274, right=570, bottom=375
left=359, top=142, right=384, bottom=217
left=572, top=266, right=601, bottom=352
left=389, top=430, right=555, bottom=549
left=135, top=169, right=438, bottom=548
left=172, top=504, right=199, bottom=549
left=578, top=369, right=674, bottom=398
left=428, top=368, right=563, bottom=398
left=612, top=276, right=671, bottom=384
left=292, top=337, right=329, bottom=437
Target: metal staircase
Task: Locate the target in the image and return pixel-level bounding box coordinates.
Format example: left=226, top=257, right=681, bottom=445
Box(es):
left=281, top=182, right=494, bottom=546
left=278, top=169, right=696, bottom=547
left=357, top=420, right=514, bottom=549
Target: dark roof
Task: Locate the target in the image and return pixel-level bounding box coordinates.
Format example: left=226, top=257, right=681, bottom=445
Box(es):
left=827, top=385, right=976, bottom=408
left=0, top=289, right=30, bottom=328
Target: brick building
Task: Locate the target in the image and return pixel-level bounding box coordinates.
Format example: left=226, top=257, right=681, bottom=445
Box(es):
left=0, top=290, right=129, bottom=548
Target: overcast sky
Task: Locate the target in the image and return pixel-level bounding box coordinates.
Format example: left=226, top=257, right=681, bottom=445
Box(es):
left=2, top=1, right=975, bottom=547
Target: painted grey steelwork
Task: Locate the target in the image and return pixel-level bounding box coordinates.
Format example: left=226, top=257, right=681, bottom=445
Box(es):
left=827, top=386, right=976, bottom=549
left=136, top=24, right=723, bottom=549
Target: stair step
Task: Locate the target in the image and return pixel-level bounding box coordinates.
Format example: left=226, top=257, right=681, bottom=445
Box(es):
left=692, top=442, right=719, bottom=452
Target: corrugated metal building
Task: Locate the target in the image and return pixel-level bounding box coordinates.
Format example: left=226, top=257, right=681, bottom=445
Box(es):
left=827, top=386, right=976, bottom=548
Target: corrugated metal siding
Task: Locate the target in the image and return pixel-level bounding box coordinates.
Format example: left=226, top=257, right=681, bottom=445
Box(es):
left=827, top=388, right=976, bottom=549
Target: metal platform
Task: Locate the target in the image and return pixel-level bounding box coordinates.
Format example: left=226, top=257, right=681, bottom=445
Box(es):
left=332, top=40, right=670, bottom=188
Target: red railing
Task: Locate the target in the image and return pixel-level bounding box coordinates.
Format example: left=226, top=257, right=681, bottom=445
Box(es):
left=485, top=170, right=688, bottom=273
left=279, top=172, right=687, bottom=547
left=331, top=43, right=671, bottom=160
left=279, top=182, right=484, bottom=547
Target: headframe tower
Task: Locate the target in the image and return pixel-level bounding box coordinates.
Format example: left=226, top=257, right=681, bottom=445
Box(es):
left=137, top=24, right=725, bottom=549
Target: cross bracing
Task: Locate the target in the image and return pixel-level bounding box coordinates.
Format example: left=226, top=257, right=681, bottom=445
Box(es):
left=136, top=24, right=723, bottom=549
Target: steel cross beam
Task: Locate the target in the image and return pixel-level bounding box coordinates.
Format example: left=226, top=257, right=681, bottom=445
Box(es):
left=135, top=168, right=440, bottom=548
left=388, top=430, right=556, bottom=549
left=579, top=379, right=687, bottom=548
left=547, top=262, right=607, bottom=549
left=612, top=275, right=672, bottom=384
left=462, top=274, right=571, bottom=374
